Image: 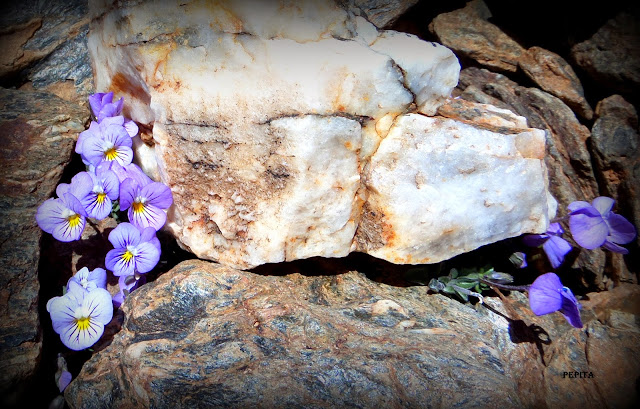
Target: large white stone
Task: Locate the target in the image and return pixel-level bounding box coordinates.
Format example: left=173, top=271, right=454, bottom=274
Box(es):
left=88, top=0, right=554, bottom=269
left=357, top=113, right=551, bottom=264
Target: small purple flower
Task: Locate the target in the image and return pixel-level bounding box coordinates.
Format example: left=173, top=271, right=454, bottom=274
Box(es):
left=58, top=370, right=72, bottom=393
left=106, top=223, right=161, bottom=277
left=112, top=273, right=147, bottom=307
left=82, top=122, right=133, bottom=167
left=71, top=164, right=120, bottom=220
left=529, top=272, right=583, bottom=328
left=109, top=161, right=153, bottom=186
left=120, top=179, right=173, bottom=231
left=88, top=92, right=138, bottom=136
left=36, top=192, right=87, bottom=242
left=46, top=281, right=113, bottom=350
left=68, top=267, right=107, bottom=292
left=523, top=222, right=572, bottom=269
left=568, top=197, right=636, bottom=253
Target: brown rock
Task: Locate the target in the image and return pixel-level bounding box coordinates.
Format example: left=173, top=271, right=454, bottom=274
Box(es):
left=456, top=67, right=607, bottom=287
left=590, top=95, right=640, bottom=281
left=0, top=87, right=88, bottom=406
left=571, top=11, right=640, bottom=96
left=429, top=0, right=525, bottom=72
left=518, top=46, right=594, bottom=120
left=65, top=260, right=640, bottom=408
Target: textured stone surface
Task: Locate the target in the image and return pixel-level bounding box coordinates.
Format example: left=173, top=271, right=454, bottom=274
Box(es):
left=571, top=10, right=640, bottom=96
left=0, top=88, right=88, bottom=406
left=428, top=0, right=525, bottom=73
left=65, top=260, right=640, bottom=408
left=455, top=67, right=607, bottom=285
left=0, top=0, right=92, bottom=101
left=343, top=0, right=419, bottom=28
left=518, top=46, right=593, bottom=120
left=590, top=95, right=640, bottom=279
left=356, top=108, right=552, bottom=264
left=88, top=0, right=552, bottom=270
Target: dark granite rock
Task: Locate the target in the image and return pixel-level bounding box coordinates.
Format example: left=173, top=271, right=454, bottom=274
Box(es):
left=571, top=10, right=640, bottom=97
left=0, top=87, right=88, bottom=406
left=0, top=0, right=92, bottom=102
left=590, top=95, right=640, bottom=282
left=343, top=0, right=419, bottom=28
left=65, top=260, right=640, bottom=408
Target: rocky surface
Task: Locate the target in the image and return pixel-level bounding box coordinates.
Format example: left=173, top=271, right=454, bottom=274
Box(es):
left=590, top=95, right=640, bottom=277
left=0, top=88, right=88, bottom=406
left=518, top=46, right=593, bottom=120
left=88, top=0, right=553, bottom=270
left=454, top=67, right=610, bottom=284
left=343, top=0, right=420, bottom=28
left=428, top=0, right=525, bottom=73
left=571, top=10, right=640, bottom=97
left=66, top=259, right=640, bottom=408
left=0, top=0, right=92, bottom=103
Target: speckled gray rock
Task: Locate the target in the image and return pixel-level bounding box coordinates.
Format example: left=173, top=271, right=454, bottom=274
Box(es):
left=342, top=0, right=419, bottom=28
left=0, top=88, right=88, bottom=406
left=65, top=260, right=640, bottom=408
left=571, top=10, right=640, bottom=96
left=0, top=0, right=92, bottom=101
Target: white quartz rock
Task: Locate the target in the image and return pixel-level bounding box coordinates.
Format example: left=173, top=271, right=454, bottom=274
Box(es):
left=357, top=113, right=551, bottom=264
left=370, top=31, right=461, bottom=115
left=88, top=0, right=552, bottom=269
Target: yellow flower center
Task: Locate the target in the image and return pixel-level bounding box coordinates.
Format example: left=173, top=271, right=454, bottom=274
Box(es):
left=76, top=316, right=90, bottom=331
left=132, top=201, right=145, bottom=213
left=96, top=192, right=107, bottom=204
left=67, top=213, right=81, bottom=228
left=122, top=250, right=134, bottom=262
left=105, top=147, right=118, bottom=161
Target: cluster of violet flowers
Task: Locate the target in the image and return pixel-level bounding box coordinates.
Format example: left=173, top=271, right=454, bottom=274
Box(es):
left=518, top=197, right=636, bottom=328
left=36, top=92, right=173, bottom=352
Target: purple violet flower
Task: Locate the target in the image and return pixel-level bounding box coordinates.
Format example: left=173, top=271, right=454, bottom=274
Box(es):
left=105, top=223, right=161, bottom=277
left=36, top=191, right=88, bottom=242
left=46, top=281, right=113, bottom=351
left=109, top=161, right=153, bottom=186
left=71, top=164, right=120, bottom=220
left=57, top=370, right=72, bottom=393
left=88, top=92, right=138, bottom=137
left=568, top=197, right=636, bottom=253
left=68, top=267, right=107, bottom=292
left=82, top=122, right=133, bottom=167
left=522, top=222, right=572, bottom=269
left=112, top=273, right=147, bottom=307
left=529, top=272, right=583, bottom=328
left=120, top=178, right=173, bottom=231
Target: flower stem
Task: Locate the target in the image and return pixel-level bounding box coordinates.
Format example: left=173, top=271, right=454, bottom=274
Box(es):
left=479, top=278, right=530, bottom=292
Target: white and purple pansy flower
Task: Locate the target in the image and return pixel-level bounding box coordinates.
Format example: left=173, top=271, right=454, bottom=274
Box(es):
left=120, top=178, right=173, bottom=231
left=36, top=191, right=88, bottom=242
left=88, top=92, right=138, bottom=137
left=108, top=161, right=153, bottom=186
left=568, top=197, right=636, bottom=253
left=46, top=280, right=113, bottom=351
left=67, top=266, right=107, bottom=292
left=82, top=121, right=133, bottom=167
left=71, top=164, right=120, bottom=220
left=528, top=272, right=583, bottom=328
left=105, top=222, right=161, bottom=277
